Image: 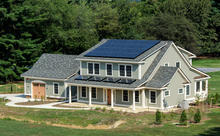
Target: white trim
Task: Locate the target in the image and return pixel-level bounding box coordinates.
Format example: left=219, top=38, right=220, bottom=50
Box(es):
left=22, top=76, right=65, bottom=81
left=176, top=61, right=181, bottom=68
left=177, top=69, right=191, bottom=83
left=149, top=90, right=157, bottom=104
left=87, top=62, right=100, bottom=76
left=194, top=77, right=210, bottom=81
left=132, top=90, right=135, bottom=111
left=105, top=63, right=113, bottom=76
left=89, top=87, right=91, bottom=106
left=164, top=90, right=170, bottom=97
left=164, top=62, right=169, bottom=67
left=135, top=90, right=140, bottom=103
left=178, top=88, right=184, bottom=94
left=76, top=58, right=142, bottom=64
left=177, top=46, right=196, bottom=58
left=24, top=77, right=26, bottom=95
left=80, top=86, right=87, bottom=98
left=91, top=87, right=97, bottom=99
left=142, top=90, right=146, bottom=108
left=80, top=61, right=82, bottom=75
left=111, top=89, right=114, bottom=108
left=53, top=82, right=59, bottom=95
left=122, top=90, right=129, bottom=102
left=69, top=85, right=71, bottom=103
left=161, top=90, right=164, bottom=109
left=64, top=83, right=67, bottom=98
left=138, top=64, right=141, bottom=79
left=118, top=64, right=133, bottom=78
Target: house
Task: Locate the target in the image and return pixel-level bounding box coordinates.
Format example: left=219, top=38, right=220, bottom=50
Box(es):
left=21, top=39, right=210, bottom=111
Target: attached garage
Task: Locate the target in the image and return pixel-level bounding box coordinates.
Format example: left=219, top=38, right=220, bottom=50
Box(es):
left=32, top=83, right=46, bottom=99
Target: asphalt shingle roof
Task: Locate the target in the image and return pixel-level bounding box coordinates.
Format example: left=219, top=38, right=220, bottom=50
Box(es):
left=145, top=66, right=178, bottom=88
left=21, top=54, right=79, bottom=79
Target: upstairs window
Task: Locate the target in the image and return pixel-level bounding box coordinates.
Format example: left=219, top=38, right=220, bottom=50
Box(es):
left=119, top=65, right=125, bottom=76
left=176, top=62, right=180, bottom=68
left=135, top=91, right=140, bottom=102
left=119, top=65, right=132, bottom=77
left=88, top=63, right=93, bottom=74
left=106, top=64, right=113, bottom=76
left=126, top=65, right=132, bottom=77
left=94, top=63, right=99, bottom=75
left=53, top=83, right=59, bottom=94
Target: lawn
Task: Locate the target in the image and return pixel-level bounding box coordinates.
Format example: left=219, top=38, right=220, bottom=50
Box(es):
left=192, top=58, right=220, bottom=68
left=0, top=82, right=24, bottom=94
left=208, top=71, right=220, bottom=95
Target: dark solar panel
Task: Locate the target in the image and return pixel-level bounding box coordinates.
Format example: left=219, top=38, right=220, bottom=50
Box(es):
left=117, top=78, right=136, bottom=84
left=75, top=75, right=91, bottom=80
left=102, top=77, right=121, bottom=83
left=88, top=76, right=105, bottom=82
left=85, top=39, right=160, bottom=59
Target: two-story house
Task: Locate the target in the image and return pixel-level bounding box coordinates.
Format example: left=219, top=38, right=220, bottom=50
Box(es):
left=21, top=39, right=210, bottom=111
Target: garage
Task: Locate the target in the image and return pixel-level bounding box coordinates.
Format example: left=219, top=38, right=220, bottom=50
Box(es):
left=32, top=83, right=45, bottom=99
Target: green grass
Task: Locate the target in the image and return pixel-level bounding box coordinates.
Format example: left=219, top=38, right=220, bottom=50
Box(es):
left=192, top=58, right=220, bottom=68
left=0, top=82, right=24, bottom=94
left=208, top=71, right=220, bottom=95
left=0, top=108, right=219, bottom=136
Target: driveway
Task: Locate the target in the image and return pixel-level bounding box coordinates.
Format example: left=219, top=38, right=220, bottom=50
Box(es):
left=197, top=68, right=220, bottom=73
left=0, top=94, right=89, bottom=110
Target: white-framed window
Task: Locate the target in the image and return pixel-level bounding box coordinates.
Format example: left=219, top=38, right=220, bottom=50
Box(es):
left=202, top=80, right=206, bottom=91
left=186, top=85, right=190, bottom=95
left=106, top=63, right=113, bottom=76
left=196, top=81, right=200, bottom=92
left=135, top=91, right=140, bottom=103
left=87, top=62, right=100, bottom=75
left=81, top=86, right=87, bottom=98
left=164, top=63, right=169, bottom=67
left=176, top=61, right=181, bottom=68
left=122, top=90, right=129, bottom=102
left=119, top=64, right=132, bottom=77
left=149, top=91, right=157, bottom=104
left=92, top=87, right=97, bottom=99
left=178, top=88, right=183, bottom=94
left=164, top=90, right=170, bottom=97
left=53, top=82, right=59, bottom=94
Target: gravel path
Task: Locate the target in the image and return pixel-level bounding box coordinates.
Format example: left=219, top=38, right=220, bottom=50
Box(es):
left=0, top=94, right=89, bottom=110
left=197, top=68, right=220, bottom=73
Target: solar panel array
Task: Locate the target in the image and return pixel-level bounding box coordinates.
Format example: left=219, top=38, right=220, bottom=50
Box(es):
left=85, top=39, right=160, bottom=59
left=75, top=75, right=136, bottom=84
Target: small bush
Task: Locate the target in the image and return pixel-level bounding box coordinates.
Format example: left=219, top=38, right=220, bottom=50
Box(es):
left=95, top=107, right=101, bottom=110
left=194, top=109, right=201, bottom=123
left=215, top=93, right=219, bottom=103
left=102, top=107, right=106, bottom=112
left=179, top=110, right=187, bottom=126
left=155, top=110, right=162, bottom=124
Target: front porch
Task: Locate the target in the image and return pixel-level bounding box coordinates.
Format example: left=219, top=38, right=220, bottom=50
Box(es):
left=65, top=84, right=164, bottom=111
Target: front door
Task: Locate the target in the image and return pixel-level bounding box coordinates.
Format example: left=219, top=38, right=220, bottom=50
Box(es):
left=107, top=89, right=111, bottom=105
left=33, top=83, right=45, bottom=99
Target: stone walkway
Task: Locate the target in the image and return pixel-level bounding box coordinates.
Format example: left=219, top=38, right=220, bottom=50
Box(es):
left=197, top=68, right=220, bottom=73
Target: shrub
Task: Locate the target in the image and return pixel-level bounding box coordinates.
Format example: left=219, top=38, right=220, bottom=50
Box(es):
left=194, top=109, right=201, bottom=123
left=179, top=110, right=187, bottom=126
left=215, top=93, right=219, bottom=103
left=102, top=107, right=106, bottom=112
left=155, top=110, right=162, bottom=124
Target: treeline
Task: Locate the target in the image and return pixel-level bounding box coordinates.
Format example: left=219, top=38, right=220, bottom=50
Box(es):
left=0, top=0, right=219, bottom=83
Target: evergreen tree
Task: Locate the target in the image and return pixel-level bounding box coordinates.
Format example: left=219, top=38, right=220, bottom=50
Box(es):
left=194, top=109, right=201, bottom=123
left=179, top=110, right=187, bottom=126
left=155, top=110, right=162, bottom=124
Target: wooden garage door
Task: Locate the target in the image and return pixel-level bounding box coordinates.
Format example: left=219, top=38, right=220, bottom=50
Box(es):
left=33, top=83, right=45, bottom=99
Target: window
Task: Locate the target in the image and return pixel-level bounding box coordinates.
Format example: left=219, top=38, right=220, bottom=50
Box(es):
left=123, top=90, right=129, bottom=102
left=53, top=83, right=59, bottom=94
left=81, top=86, right=87, bottom=98
left=92, top=87, right=97, bottom=99
left=186, top=85, right=190, bottom=95
left=119, top=65, right=125, bottom=76
left=176, top=62, right=180, bottom=68
left=150, top=91, right=156, bottom=104
left=135, top=91, right=140, bottom=102
left=196, top=81, right=200, bottom=92
left=165, top=63, right=169, bottom=67
left=106, top=64, right=112, bottom=76
left=119, top=65, right=132, bottom=77
left=94, top=63, right=99, bottom=75
left=178, top=88, right=183, bottom=94
left=202, top=81, right=206, bottom=91
left=88, top=63, right=93, bottom=74
left=164, top=90, right=170, bottom=97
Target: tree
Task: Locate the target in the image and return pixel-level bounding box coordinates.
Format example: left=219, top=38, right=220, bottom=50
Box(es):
left=179, top=110, right=187, bottom=126
left=155, top=110, right=162, bottom=124
left=194, top=109, right=201, bottom=123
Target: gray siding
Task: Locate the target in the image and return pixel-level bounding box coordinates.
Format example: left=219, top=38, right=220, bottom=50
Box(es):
left=25, top=78, right=65, bottom=98
left=115, top=90, right=142, bottom=106
left=145, top=90, right=162, bottom=108
left=81, top=61, right=139, bottom=79
left=78, top=86, right=104, bottom=103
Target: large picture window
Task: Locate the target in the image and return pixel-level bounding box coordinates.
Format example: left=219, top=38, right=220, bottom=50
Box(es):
left=53, top=83, right=59, bottom=94
left=92, top=87, right=97, bottom=99
left=123, top=90, right=129, bottom=102
left=81, top=86, right=87, bottom=98
left=106, top=64, right=112, bottom=76
left=150, top=91, right=156, bottom=104
left=135, top=91, right=140, bottom=102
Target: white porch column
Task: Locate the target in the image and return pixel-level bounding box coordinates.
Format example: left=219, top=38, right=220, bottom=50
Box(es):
left=89, top=87, right=92, bottom=106
left=77, top=86, right=79, bottom=101
left=111, top=89, right=114, bottom=108
left=206, top=80, right=208, bottom=93
left=24, top=77, right=26, bottom=95
left=133, top=90, right=135, bottom=111
left=142, top=90, right=145, bottom=108
left=69, top=85, right=71, bottom=103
